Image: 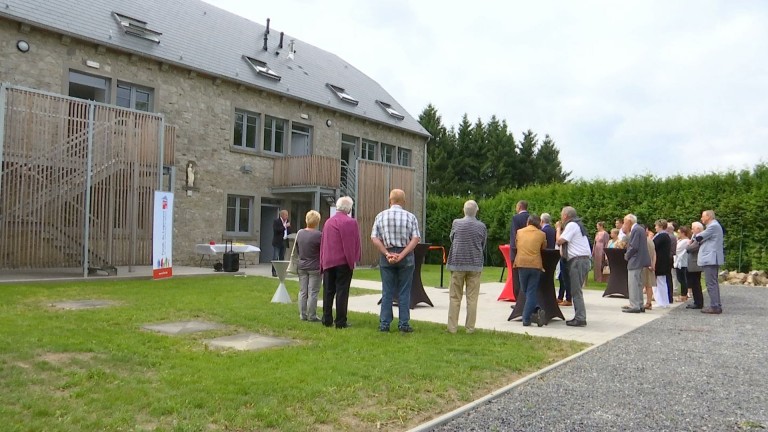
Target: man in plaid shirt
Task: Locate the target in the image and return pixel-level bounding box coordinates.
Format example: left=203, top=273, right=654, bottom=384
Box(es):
left=371, top=189, right=421, bottom=333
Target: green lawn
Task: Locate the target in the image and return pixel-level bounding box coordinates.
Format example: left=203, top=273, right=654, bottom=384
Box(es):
left=0, top=275, right=586, bottom=432
left=353, top=263, right=609, bottom=291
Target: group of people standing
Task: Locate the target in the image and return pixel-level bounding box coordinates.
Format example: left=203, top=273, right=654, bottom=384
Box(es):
left=620, top=211, right=725, bottom=314
left=279, top=189, right=422, bottom=333
left=278, top=194, right=726, bottom=336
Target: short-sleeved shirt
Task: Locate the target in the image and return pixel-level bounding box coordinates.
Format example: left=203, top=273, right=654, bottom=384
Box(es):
left=370, top=205, right=420, bottom=249
left=560, top=221, right=591, bottom=259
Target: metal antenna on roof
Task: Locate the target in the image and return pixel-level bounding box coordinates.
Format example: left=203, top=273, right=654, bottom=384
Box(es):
left=279, top=32, right=284, bottom=49
left=263, top=18, right=270, bottom=51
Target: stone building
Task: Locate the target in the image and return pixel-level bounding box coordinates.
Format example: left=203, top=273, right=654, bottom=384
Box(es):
left=0, top=0, right=430, bottom=270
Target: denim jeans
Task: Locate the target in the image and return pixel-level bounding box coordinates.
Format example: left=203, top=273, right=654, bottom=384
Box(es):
left=518, top=267, right=542, bottom=324
left=379, top=251, right=415, bottom=329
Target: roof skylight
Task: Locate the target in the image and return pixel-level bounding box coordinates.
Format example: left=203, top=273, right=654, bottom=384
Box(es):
left=243, top=56, right=282, bottom=81
left=376, top=100, right=405, bottom=120
left=327, top=84, right=359, bottom=105
left=113, top=12, right=162, bottom=43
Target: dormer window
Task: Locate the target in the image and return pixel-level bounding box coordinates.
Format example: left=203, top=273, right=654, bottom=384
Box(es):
left=113, top=12, right=162, bottom=43
left=327, top=84, right=359, bottom=106
left=243, top=56, right=281, bottom=81
left=376, top=100, right=405, bottom=120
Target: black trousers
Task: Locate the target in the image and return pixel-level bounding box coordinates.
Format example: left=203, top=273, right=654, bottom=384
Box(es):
left=686, top=270, right=703, bottom=307
left=322, top=264, right=353, bottom=327
left=676, top=267, right=688, bottom=296
left=665, top=272, right=674, bottom=303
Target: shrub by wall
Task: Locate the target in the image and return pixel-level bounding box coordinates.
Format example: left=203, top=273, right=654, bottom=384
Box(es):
left=425, top=165, right=768, bottom=271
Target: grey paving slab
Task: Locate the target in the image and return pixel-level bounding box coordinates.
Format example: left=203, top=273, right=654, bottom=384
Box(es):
left=204, top=333, right=294, bottom=351
left=50, top=299, right=118, bottom=310
left=142, top=321, right=225, bottom=335
left=418, top=285, right=768, bottom=432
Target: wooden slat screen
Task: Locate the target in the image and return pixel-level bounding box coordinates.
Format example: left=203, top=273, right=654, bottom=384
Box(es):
left=0, top=85, right=172, bottom=270
left=273, top=155, right=341, bottom=188
left=356, top=160, right=415, bottom=265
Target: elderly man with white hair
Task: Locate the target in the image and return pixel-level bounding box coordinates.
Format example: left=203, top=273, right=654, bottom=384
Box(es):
left=319, top=196, right=361, bottom=328
left=691, top=210, right=725, bottom=314
left=622, top=214, right=651, bottom=313
left=540, top=213, right=556, bottom=249
left=446, top=200, right=487, bottom=334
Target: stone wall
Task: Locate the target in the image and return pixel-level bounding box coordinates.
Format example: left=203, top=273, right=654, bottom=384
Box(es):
left=1, top=17, right=427, bottom=266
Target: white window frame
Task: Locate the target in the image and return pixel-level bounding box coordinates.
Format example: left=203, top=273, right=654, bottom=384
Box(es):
left=113, top=12, right=162, bottom=43
left=376, top=100, right=405, bottom=120
left=397, top=147, right=412, bottom=167
left=326, top=83, right=359, bottom=105
left=243, top=56, right=281, bottom=81
left=361, top=139, right=378, bottom=161
left=380, top=143, right=395, bottom=164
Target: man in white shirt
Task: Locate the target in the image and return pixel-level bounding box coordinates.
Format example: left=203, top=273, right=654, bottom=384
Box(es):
left=556, top=206, right=592, bottom=327
left=615, top=218, right=628, bottom=242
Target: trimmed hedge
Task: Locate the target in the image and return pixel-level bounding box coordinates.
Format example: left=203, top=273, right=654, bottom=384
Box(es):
left=425, top=165, right=768, bottom=271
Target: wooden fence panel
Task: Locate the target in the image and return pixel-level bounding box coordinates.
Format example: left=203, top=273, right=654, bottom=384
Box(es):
left=356, top=161, right=416, bottom=265
left=0, top=85, right=173, bottom=270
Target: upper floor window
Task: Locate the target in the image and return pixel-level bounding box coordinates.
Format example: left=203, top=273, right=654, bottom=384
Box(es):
left=326, top=83, right=359, bottom=105
left=290, top=123, right=312, bottom=156
left=116, top=81, right=153, bottom=112
left=113, top=12, right=162, bottom=43
left=361, top=139, right=378, bottom=161
left=226, top=195, right=252, bottom=235
left=376, top=100, right=405, bottom=120
left=264, top=116, right=286, bottom=154
left=381, top=143, right=395, bottom=164
left=398, top=148, right=412, bottom=167
left=243, top=56, right=281, bottom=81
left=68, top=70, right=110, bottom=103
left=233, top=109, right=260, bottom=150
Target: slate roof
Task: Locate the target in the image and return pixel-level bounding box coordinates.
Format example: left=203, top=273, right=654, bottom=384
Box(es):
left=1, top=0, right=430, bottom=138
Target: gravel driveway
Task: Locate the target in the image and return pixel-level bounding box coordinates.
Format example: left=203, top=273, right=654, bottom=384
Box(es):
left=427, top=285, right=768, bottom=432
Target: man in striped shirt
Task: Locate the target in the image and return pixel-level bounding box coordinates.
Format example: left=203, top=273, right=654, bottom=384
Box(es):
left=371, top=189, right=421, bottom=333
left=446, top=200, right=487, bottom=333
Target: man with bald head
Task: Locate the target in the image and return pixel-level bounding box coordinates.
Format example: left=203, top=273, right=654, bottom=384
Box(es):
left=692, top=210, right=724, bottom=314
left=371, top=189, right=421, bottom=333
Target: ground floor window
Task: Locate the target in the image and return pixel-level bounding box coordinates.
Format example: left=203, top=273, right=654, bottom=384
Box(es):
left=226, top=195, right=253, bottom=235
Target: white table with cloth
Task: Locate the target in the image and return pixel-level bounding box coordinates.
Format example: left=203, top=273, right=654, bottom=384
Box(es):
left=194, top=243, right=261, bottom=267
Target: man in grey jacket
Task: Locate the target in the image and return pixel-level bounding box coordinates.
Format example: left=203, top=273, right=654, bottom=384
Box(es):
left=692, top=210, right=725, bottom=314
left=446, top=200, right=487, bottom=333
left=622, top=214, right=651, bottom=313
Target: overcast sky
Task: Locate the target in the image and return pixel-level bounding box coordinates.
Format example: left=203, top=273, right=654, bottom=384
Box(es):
left=203, top=0, right=768, bottom=180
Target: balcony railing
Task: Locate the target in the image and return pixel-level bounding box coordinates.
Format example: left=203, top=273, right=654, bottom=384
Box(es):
left=273, top=155, right=341, bottom=188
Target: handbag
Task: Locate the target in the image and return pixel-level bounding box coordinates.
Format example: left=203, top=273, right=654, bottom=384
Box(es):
left=286, top=230, right=300, bottom=275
